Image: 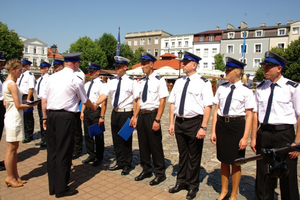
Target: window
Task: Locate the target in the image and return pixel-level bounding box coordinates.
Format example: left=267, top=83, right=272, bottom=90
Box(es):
left=155, top=37, right=158, bottom=44
left=33, top=58, right=37, bottom=66
left=240, top=44, right=247, bottom=53
left=239, top=58, right=247, bottom=64
left=254, top=59, right=261, bottom=68
left=204, top=48, right=208, bottom=57
left=227, top=45, right=233, bottom=53
left=25, top=46, right=28, bottom=53
left=128, top=40, right=131, bottom=46
left=293, top=27, right=299, bottom=35
left=154, top=49, right=158, bottom=57
left=171, top=42, right=175, bottom=47
left=140, top=38, right=145, bottom=45
left=134, top=39, right=137, bottom=46
left=278, top=28, right=286, bottom=36
left=147, top=49, right=151, bottom=54
left=200, top=37, right=204, bottom=41
left=195, top=49, right=200, bottom=56
left=212, top=63, right=215, bottom=70
left=228, top=32, right=234, bottom=39
left=277, top=43, right=285, bottom=48
left=209, top=36, right=214, bottom=41
left=34, top=47, right=37, bottom=54
left=42, top=48, right=45, bottom=55
left=178, top=41, right=182, bottom=47
left=212, top=48, right=217, bottom=56
left=254, top=44, right=262, bottom=53
left=203, top=63, right=208, bottom=69
left=148, top=38, right=151, bottom=45
left=256, top=30, right=262, bottom=37
left=184, top=41, right=188, bottom=47
left=165, top=42, right=169, bottom=48
left=241, top=31, right=248, bottom=38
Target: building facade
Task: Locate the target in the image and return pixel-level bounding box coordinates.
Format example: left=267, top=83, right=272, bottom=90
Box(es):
left=160, top=34, right=194, bottom=57
left=125, top=30, right=172, bottom=58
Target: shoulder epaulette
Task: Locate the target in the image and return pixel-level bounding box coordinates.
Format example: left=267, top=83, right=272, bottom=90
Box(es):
left=286, top=80, right=298, bottom=88
left=243, top=84, right=250, bottom=89
left=77, top=75, right=83, bottom=81
left=141, top=76, right=146, bottom=80
left=100, top=79, right=105, bottom=83
left=221, top=81, right=229, bottom=85
left=200, top=76, right=208, bottom=82
left=155, top=75, right=162, bottom=80
left=109, top=76, right=116, bottom=80
left=128, top=76, right=134, bottom=80
left=29, top=72, right=32, bottom=75
left=257, top=81, right=265, bottom=88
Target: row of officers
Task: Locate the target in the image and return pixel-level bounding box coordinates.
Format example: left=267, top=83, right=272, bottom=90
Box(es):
left=1, top=50, right=299, bottom=199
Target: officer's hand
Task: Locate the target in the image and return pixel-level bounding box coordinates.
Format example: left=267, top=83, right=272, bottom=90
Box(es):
left=289, top=143, right=300, bottom=159
left=43, top=119, right=47, bottom=130
left=168, top=123, right=175, bottom=136
left=152, top=121, right=160, bottom=132
left=98, top=118, right=104, bottom=126
left=80, top=113, right=84, bottom=121
left=239, top=137, right=248, bottom=150
left=250, top=139, right=256, bottom=154
left=210, top=132, right=216, bottom=145
left=196, top=128, right=206, bottom=139
left=129, top=116, right=136, bottom=128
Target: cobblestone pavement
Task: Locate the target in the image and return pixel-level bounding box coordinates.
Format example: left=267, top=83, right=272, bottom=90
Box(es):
left=0, top=97, right=299, bottom=199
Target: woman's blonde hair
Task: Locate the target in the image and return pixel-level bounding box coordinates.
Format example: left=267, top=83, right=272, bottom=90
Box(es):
left=4, top=59, right=22, bottom=71
left=234, top=68, right=247, bottom=84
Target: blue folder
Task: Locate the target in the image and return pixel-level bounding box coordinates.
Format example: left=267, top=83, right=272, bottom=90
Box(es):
left=88, top=123, right=105, bottom=138
left=118, top=118, right=135, bottom=141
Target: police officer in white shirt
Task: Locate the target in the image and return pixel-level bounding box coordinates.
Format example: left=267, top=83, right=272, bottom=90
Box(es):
left=41, top=53, right=96, bottom=198
left=0, top=51, right=6, bottom=171
left=35, top=61, right=50, bottom=147
left=168, top=51, right=213, bottom=200
left=81, top=62, right=108, bottom=167
left=251, top=51, right=300, bottom=200
left=53, top=59, right=64, bottom=73
left=17, top=59, right=35, bottom=143
left=131, top=52, right=169, bottom=186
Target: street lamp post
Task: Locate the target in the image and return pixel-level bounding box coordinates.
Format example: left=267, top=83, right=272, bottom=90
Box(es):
left=178, top=50, right=183, bottom=78
left=51, top=44, right=57, bottom=66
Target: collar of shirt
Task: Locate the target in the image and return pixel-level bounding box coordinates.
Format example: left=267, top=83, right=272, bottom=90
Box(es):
left=230, top=80, right=242, bottom=88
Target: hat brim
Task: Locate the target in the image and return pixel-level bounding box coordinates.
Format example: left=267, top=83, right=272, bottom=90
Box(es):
left=260, top=60, right=279, bottom=66
left=140, top=58, right=152, bottom=62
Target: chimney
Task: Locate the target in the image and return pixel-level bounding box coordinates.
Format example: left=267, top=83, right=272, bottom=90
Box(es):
left=241, top=21, right=248, bottom=29
left=216, top=26, right=220, bottom=30
left=227, top=23, right=235, bottom=30
left=287, top=20, right=293, bottom=24
left=276, top=22, right=281, bottom=26
left=260, top=23, right=266, bottom=27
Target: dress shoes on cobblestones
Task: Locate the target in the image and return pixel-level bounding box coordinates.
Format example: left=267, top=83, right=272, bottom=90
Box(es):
left=22, top=138, right=32, bottom=143
left=149, top=175, right=166, bottom=186
left=108, top=164, right=123, bottom=171
left=169, top=184, right=187, bottom=193
left=36, top=141, right=46, bottom=147
left=92, top=159, right=102, bottom=167
left=186, top=189, right=198, bottom=200
left=55, top=189, right=78, bottom=198
left=134, top=172, right=152, bottom=181
left=0, top=160, right=5, bottom=171
left=72, top=153, right=80, bottom=160
left=82, top=156, right=95, bottom=164
left=121, top=166, right=131, bottom=175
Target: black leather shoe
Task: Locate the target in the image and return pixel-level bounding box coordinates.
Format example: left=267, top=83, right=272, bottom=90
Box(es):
left=92, top=159, right=102, bottom=167
left=40, top=142, right=47, bottom=147
left=169, top=184, right=187, bottom=193
left=0, top=161, right=4, bottom=166
left=121, top=166, right=131, bottom=175
left=108, top=164, right=123, bottom=171
left=72, top=153, right=80, bottom=160
left=134, top=172, right=152, bottom=181
left=186, top=189, right=198, bottom=200
left=82, top=156, right=95, bottom=164
left=149, top=176, right=166, bottom=186
left=22, top=138, right=32, bottom=143
left=0, top=165, right=5, bottom=171
left=55, top=189, right=78, bottom=198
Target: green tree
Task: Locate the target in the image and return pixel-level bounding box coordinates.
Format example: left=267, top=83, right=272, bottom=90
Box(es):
left=282, top=37, right=300, bottom=82
left=69, top=36, right=107, bottom=73
left=130, top=47, right=146, bottom=68
left=120, top=43, right=134, bottom=67
left=0, top=22, right=24, bottom=60
left=214, top=53, right=225, bottom=71
left=95, top=33, right=117, bottom=70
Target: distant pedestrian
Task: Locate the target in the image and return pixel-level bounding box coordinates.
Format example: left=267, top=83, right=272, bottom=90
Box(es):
left=0, top=51, right=6, bottom=171
left=53, top=59, right=64, bottom=73
left=217, top=74, right=226, bottom=90
left=246, top=74, right=253, bottom=89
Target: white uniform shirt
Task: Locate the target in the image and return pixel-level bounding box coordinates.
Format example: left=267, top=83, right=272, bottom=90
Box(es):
left=16, top=70, right=35, bottom=95
left=169, top=73, right=213, bottom=118
left=84, top=77, right=109, bottom=108
left=254, top=76, right=300, bottom=125
left=42, top=67, right=87, bottom=112
left=108, top=74, right=138, bottom=109
left=213, top=80, right=254, bottom=117
left=35, top=73, right=50, bottom=99
left=138, top=72, right=169, bottom=110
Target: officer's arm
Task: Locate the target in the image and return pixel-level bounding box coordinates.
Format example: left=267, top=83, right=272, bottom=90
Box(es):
left=27, top=88, right=34, bottom=101
left=95, top=93, right=108, bottom=107
left=42, top=98, right=47, bottom=130
left=250, top=112, right=259, bottom=154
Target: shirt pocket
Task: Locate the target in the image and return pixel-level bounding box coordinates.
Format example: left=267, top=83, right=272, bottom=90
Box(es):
left=231, top=95, right=244, bottom=111
left=187, top=87, right=200, bottom=103
left=275, top=96, right=292, bottom=113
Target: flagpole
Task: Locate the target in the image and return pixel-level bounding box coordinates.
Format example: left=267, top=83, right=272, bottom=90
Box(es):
left=116, top=27, right=121, bottom=56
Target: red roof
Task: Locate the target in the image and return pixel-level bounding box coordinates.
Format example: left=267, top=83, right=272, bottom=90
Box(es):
left=132, top=53, right=180, bottom=70
left=195, top=30, right=224, bottom=35
left=47, top=48, right=63, bottom=59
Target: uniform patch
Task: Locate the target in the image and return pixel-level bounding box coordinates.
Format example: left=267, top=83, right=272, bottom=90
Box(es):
left=155, top=75, right=162, bottom=80
left=100, top=79, right=105, bottom=83
left=29, top=72, right=32, bottom=75
left=76, top=75, right=83, bottom=80
left=200, top=76, right=208, bottom=82
left=257, top=81, right=265, bottom=88
left=286, top=80, right=298, bottom=88
left=128, top=76, right=134, bottom=80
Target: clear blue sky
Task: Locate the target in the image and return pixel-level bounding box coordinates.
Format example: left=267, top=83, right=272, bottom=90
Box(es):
left=1, top=0, right=299, bottom=52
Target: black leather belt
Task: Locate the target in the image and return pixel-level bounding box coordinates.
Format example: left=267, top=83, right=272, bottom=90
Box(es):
left=86, top=107, right=100, bottom=111
left=218, top=115, right=245, bottom=123
left=140, top=108, right=158, bottom=114
left=260, top=124, right=294, bottom=132
left=176, top=115, right=202, bottom=121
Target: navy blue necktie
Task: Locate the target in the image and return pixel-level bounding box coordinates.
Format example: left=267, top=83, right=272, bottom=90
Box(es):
left=113, top=77, right=122, bottom=108
left=179, top=77, right=190, bottom=116
left=86, top=79, right=94, bottom=98
left=18, top=74, right=24, bottom=86
left=37, top=77, right=43, bottom=96
left=223, top=84, right=236, bottom=115
left=263, top=83, right=276, bottom=125
left=142, top=77, right=148, bottom=102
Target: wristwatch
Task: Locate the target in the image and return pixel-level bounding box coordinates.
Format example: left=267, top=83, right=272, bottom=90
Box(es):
left=200, top=126, right=207, bottom=131
left=154, top=119, right=161, bottom=123
left=100, top=116, right=105, bottom=119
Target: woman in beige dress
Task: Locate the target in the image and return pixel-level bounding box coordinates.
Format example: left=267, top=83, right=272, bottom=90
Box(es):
left=3, top=59, right=38, bottom=188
